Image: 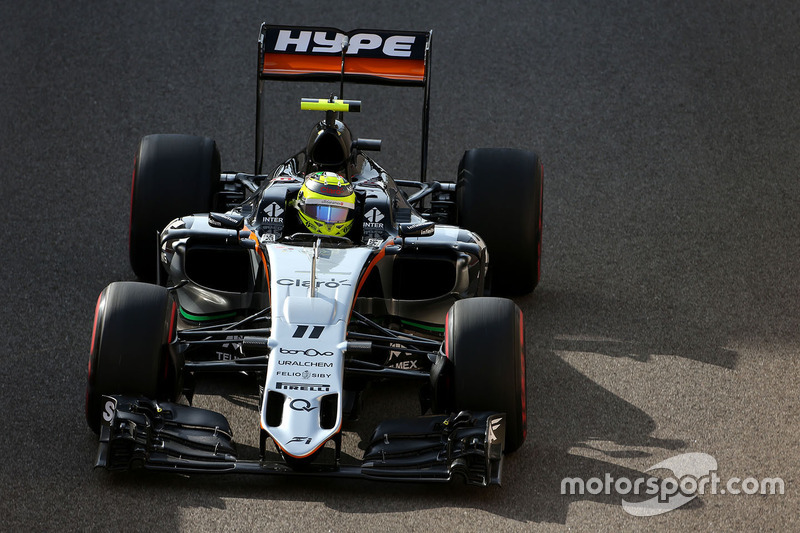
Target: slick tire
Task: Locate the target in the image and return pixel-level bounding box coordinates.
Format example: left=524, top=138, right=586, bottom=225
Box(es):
left=85, top=281, right=178, bottom=434
left=445, top=297, right=527, bottom=453
left=457, top=148, right=543, bottom=295
left=129, top=134, right=221, bottom=283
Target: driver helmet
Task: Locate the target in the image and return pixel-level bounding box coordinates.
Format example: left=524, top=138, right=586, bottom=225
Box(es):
left=295, top=171, right=356, bottom=237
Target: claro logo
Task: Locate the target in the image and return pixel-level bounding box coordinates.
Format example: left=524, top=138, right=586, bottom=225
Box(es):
left=274, top=29, right=418, bottom=57
left=277, top=278, right=351, bottom=289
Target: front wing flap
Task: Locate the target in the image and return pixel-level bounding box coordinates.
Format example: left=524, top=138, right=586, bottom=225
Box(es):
left=362, top=410, right=505, bottom=486
left=95, top=396, right=506, bottom=486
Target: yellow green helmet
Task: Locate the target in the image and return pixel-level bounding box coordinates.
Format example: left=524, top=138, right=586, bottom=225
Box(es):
left=296, top=171, right=356, bottom=237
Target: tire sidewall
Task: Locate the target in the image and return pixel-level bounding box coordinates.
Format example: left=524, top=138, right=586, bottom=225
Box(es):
left=85, top=282, right=176, bottom=433
left=457, top=148, right=543, bottom=295
left=129, top=134, right=221, bottom=282
left=445, top=297, right=527, bottom=452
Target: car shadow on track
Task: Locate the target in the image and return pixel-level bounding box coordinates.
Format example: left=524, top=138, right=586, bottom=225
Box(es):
left=486, top=285, right=738, bottom=523
left=528, top=288, right=740, bottom=370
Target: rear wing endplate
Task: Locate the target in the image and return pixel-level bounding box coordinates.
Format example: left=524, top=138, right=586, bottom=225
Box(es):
left=255, top=24, right=433, bottom=180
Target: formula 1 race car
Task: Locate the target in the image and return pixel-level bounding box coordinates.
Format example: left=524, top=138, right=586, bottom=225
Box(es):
left=86, top=24, right=543, bottom=486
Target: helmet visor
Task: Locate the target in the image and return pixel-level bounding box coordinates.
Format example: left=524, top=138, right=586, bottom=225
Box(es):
left=305, top=204, right=351, bottom=224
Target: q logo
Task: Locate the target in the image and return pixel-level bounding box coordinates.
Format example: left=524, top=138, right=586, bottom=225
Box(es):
left=289, top=399, right=317, bottom=412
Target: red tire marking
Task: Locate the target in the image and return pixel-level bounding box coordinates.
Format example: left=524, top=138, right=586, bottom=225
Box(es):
left=444, top=311, right=450, bottom=359
left=128, top=155, right=137, bottom=251
left=89, top=292, right=102, bottom=361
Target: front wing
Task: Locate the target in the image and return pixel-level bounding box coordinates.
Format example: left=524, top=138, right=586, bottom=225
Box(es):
left=95, top=396, right=506, bottom=486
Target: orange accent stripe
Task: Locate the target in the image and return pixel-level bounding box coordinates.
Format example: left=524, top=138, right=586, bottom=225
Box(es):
left=263, top=53, right=339, bottom=75
left=273, top=432, right=340, bottom=460
left=346, top=57, right=425, bottom=81
left=263, top=54, right=425, bottom=82
left=353, top=240, right=392, bottom=302
left=244, top=226, right=271, bottom=302
left=261, top=424, right=343, bottom=460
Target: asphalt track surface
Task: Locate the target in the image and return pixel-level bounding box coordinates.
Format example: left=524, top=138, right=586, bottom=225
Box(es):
left=2, top=1, right=799, bottom=531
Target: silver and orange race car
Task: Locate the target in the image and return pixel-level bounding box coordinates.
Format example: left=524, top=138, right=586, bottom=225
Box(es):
left=86, top=24, right=543, bottom=486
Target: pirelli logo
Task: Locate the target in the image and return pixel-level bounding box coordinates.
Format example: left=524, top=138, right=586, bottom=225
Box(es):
left=276, top=382, right=331, bottom=392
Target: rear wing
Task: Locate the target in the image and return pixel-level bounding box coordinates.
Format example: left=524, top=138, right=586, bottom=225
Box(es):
left=255, top=24, right=433, bottom=180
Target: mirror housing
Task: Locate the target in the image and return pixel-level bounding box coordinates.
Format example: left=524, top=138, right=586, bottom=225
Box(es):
left=398, top=221, right=435, bottom=238
left=208, top=212, right=245, bottom=231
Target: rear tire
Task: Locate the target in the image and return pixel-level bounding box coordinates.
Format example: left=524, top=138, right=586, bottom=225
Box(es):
left=445, top=297, right=527, bottom=453
left=457, top=148, right=543, bottom=295
left=85, top=282, right=178, bottom=433
left=129, top=134, right=221, bottom=282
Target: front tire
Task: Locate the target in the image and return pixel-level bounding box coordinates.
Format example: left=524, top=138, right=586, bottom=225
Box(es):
left=85, top=282, right=179, bottom=433
left=129, top=134, right=221, bottom=282
left=444, top=297, right=527, bottom=453
left=457, top=148, right=543, bottom=295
